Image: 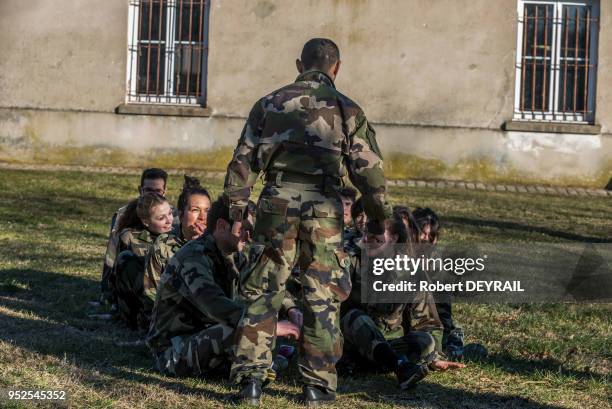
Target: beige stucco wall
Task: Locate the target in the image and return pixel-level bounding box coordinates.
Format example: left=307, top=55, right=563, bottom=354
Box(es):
left=0, top=0, right=610, bottom=185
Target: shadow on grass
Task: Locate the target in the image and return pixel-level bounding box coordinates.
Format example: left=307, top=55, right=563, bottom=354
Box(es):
left=486, top=352, right=609, bottom=383
left=348, top=381, right=571, bottom=409
left=445, top=216, right=612, bottom=243
left=0, top=270, right=234, bottom=405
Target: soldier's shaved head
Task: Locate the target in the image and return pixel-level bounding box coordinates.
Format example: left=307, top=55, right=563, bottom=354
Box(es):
left=300, top=38, right=340, bottom=72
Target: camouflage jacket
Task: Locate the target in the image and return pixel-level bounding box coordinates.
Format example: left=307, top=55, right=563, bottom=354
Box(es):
left=223, top=70, right=391, bottom=229
left=101, top=204, right=179, bottom=301
left=143, top=226, right=187, bottom=303
left=341, top=239, right=443, bottom=339
left=146, top=234, right=244, bottom=353
left=343, top=226, right=363, bottom=258
left=116, top=228, right=157, bottom=258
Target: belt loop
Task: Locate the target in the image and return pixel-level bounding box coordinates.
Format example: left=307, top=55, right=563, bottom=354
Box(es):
left=275, top=171, right=283, bottom=187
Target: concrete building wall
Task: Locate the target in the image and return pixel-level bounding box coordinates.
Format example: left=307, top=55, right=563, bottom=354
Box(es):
left=0, top=0, right=610, bottom=186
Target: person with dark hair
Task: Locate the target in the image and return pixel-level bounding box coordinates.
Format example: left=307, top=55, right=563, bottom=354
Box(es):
left=339, top=187, right=357, bottom=228
left=146, top=197, right=301, bottom=379
left=393, top=205, right=411, bottom=228
left=300, top=38, right=341, bottom=73
left=409, top=207, right=473, bottom=359
left=141, top=176, right=211, bottom=327
left=412, top=207, right=440, bottom=244
left=139, top=168, right=168, bottom=195
left=224, top=37, right=392, bottom=405
left=351, top=197, right=367, bottom=234
left=100, top=168, right=178, bottom=307
left=410, top=208, right=487, bottom=360
left=340, top=219, right=465, bottom=389
left=112, top=192, right=174, bottom=329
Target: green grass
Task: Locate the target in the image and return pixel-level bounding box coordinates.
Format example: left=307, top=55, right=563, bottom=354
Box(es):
left=0, top=169, right=610, bottom=408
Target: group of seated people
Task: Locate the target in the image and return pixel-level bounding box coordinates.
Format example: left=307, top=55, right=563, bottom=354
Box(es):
left=99, top=168, right=468, bottom=392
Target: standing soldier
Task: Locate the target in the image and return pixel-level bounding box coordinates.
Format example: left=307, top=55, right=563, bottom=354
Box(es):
left=224, top=38, right=391, bottom=406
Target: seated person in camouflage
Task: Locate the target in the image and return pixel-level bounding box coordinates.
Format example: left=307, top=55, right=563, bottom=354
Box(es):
left=408, top=207, right=484, bottom=359
left=340, top=218, right=464, bottom=389
left=339, top=187, right=357, bottom=230
left=343, top=197, right=367, bottom=258
left=352, top=197, right=368, bottom=234
left=142, top=176, right=211, bottom=326
left=112, top=192, right=174, bottom=329
left=100, top=168, right=179, bottom=305
left=146, top=197, right=301, bottom=377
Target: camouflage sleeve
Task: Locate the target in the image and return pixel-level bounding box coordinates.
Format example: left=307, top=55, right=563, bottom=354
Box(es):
left=178, top=253, right=244, bottom=328
left=143, top=244, right=164, bottom=302
left=100, top=229, right=120, bottom=302
left=223, top=99, right=266, bottom=222
left=347, top=113, right=392, bottom=234
left=402, top=290, right=444, bottom=355
left=280, top=290, right=297, bottom=315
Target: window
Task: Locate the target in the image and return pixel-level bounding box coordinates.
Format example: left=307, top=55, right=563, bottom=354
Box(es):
left=514, top=0, right=599, bottom=123
left=126, top=0, right=210, bottom=105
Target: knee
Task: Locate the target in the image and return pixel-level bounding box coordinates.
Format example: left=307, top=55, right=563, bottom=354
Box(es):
left=341, top=309, right=374, bottom=336
left=417, top=332, right=436, bottom=359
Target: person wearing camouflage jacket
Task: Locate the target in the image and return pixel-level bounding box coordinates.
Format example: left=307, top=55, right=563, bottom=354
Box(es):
left=141, top=228, right=187, bottom=325
left=100, top=168, right=178, bottom=305
left=224, top=38, right=392, bottom=404
left=113, top=227, right=158, bottom=329
left=340, top=219, right=464, bottom=388
left=146, top=198, right=300, bottom=378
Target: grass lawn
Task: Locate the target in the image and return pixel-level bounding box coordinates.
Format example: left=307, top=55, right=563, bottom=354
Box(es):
left=0, top=169, right=610, bottom=408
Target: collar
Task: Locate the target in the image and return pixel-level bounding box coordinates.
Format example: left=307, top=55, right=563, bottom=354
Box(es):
left=137, top=229, right=156, bottom=243
left=295, top=70, right=335, bottom=89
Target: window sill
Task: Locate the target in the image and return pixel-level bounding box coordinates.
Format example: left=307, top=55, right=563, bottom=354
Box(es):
left=115, top=103, right=212, bottom=117
left=504, top=120, right=601, bottom=135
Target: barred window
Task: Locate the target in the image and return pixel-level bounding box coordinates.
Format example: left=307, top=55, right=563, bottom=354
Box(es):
left=126, top=0, right=210, bottom=105
left=514, top=0, right=599, bottom=123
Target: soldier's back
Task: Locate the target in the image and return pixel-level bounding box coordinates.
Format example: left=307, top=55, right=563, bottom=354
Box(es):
left=254, top=70, right=365, bottom=179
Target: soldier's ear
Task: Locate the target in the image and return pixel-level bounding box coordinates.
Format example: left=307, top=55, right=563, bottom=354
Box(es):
left=296, top=59, right=304, bottom=74
left=331, top=60, right=341, bottom=79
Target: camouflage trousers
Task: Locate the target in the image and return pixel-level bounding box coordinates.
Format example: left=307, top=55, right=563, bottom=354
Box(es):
left=154, top=324, right=235, bottom=377
left=114, top=251, right=151, bottom=330
left=231, top=181, right=351, bottom=392
left=341, top=308, right=436, bottom=367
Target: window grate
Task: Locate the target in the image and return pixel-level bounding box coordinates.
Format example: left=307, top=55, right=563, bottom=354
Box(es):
left=514, top=1, right=599, bottom=123
left=126, top=0, right=210, bottom=105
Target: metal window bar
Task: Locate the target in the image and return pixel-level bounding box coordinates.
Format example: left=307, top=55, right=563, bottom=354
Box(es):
left=515, top=1, right=599, bottom=123
left=126, top=0, right=209, bottom=105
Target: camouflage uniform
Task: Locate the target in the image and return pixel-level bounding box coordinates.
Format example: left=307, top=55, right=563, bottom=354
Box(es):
left=100, top=205, right=128, bottom=304
left=340, top=239, right=443, bottom=369
left=100, top=204, right=179, bottom=304
left=225, top=70, right=390, bottom=391
left=113, top=228, right=157, bottom=329
left=342, top=226, right=363, bottom=258
left=140, top=228, right=187, bottom=326
left=147, top=234, right=255, bottom=377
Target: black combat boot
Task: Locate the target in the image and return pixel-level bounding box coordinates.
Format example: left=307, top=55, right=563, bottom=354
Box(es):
left=395, top=361, right=429, bottom=390
left=302, top=385, right=336, bottom=407
left=236, top=378, right=262, bottom=406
